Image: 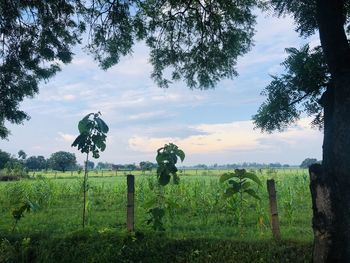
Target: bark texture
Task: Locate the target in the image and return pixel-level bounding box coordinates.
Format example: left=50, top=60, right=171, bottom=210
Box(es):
left=313, top=1, right=350, bottom=261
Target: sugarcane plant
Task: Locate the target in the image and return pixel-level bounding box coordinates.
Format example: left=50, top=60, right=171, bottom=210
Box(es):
left=71, top=112, right=108, bottom=228
left=220, top=169, right=262, bottom=227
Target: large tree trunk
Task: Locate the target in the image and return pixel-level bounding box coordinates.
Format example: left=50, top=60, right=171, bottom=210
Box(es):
left=311, top=1, right=350, bottom=262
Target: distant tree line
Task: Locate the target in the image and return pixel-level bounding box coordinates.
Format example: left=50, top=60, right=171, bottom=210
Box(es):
left=0, top=149, right=160, bottom=173
left=299, top=158, right=321, bottom=169
left=1, top=148, right=318, bottom=173
left=0, top=149, right=78, bottom=172
left=187, top=162, right=292, bottom=170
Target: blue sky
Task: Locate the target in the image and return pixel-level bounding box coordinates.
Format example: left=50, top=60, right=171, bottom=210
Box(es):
left=1, top=12, right=323, bottom=166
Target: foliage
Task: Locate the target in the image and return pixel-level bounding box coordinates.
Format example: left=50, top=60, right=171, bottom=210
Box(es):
left=0, top=171, right=312, bottom=240
left=268, top=0, right=318, bottom=37
left=220, top=169, right=262, bottom=200
left=3, top=160, right=28, bottom=178
left=0, top=150, right=11, bottom=169
left=253, top=45, right=329, bottom=132
left=0, top=232, right=312, bottom=263
left=147, top=207, right=165, bottom=231
left=17, top=150, right=26, bottom=160
left=96, top=162, right=114, bottom=170
left=220, top=169, right=262, bottom=226
left=299, top=158, right=319, bottom=168
left=146, top=143, right=185, bottom=231
left=11, top=199, right=39, bottom=232
left=48, top=151, right=77, bottom=172
left=0, top=1, right=83, bottom=139
left=0, top=0, right=258, bottom=137
left=25, top=156, right=47, bottom=171
left=72, top=112, right=109, bottom=228
left=72, top=112, right=109, bottom=159
left=140, top=161, right=157, bottom=172
left=156, top=143, right=185, bottom=186
left=80, top=0, right=257, bottom=89
left=85, top=161, right=95, bottom=170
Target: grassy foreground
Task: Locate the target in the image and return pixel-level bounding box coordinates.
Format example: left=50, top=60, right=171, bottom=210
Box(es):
left=1, top=231, right=311, bottom=263
left=0, top=170, right=313, bottom=262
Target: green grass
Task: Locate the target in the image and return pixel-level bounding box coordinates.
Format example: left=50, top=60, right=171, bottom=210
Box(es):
left=0, top=231, right=312, bottom=263
left=0, top=171, right=312, bottom=240
left=0, top=170, right=313, bottom=262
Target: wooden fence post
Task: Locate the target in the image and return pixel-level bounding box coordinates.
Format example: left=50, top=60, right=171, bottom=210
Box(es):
left=127, top=174, right=135, bottom=232
left=267, top=179, right=280, bottom=239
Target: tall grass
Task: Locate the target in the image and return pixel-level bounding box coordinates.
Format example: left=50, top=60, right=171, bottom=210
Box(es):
left=0, top=171, right=312, bottom=241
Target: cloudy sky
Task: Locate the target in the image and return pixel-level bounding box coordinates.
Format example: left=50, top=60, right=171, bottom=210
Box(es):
left=1, top=12, right=323, bottom=166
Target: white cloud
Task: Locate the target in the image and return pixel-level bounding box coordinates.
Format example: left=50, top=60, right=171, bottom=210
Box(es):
left=57, top=132, right=75, bottom=143
left=128, top=117, right=322, bottom=157
left=128, top=111, right=172, bottom=121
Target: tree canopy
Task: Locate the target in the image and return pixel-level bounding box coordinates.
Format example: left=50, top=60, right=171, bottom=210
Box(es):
left=0, top=0, right=257, bottom=139
left=253, top=45, right=330, bottom=132
left=48, top=151, right=77, bottom=172
left=25, top=155, right=47, bottom=170
left=0, top=149, right=11, bottom=169
left=0, top=1, right=83, bottom=139
left=1, top=1, right=350, bottom=138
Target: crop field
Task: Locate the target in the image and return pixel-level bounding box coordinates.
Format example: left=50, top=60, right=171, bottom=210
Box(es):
left=0, top=168, right=312, bottom=241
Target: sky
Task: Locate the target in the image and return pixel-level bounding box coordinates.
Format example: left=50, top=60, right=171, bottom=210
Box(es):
left=1, top=12, right=323, bottom=166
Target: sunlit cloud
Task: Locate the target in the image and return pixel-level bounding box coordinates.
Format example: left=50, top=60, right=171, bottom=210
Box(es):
left=128, top=117, right=322, bottom=156
left=57, top=132, right=75, bottom=143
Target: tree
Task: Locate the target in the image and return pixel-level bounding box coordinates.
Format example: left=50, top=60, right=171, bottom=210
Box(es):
left=0, top=0, right=256, bottom=139
left=25, top=156, right=47, bottom=171
left=17, top=150, right=26, bottom=160
left=300, top=158, right=319, bottom=169
left=96, top=162, right=113, bottom=170
left=1, top=0, right=350, bottom=260
left=126, top=164, right=136, bottom=171
left=0, top=149, right=11, bottom=169
left=140, top=161, right=156, bottom=172
left=71, top=112, right=109, bottom=228
left=48, top=151, right=77, bottom=172
left=85, top=161, right=95, bottom=170
left=251, top=2, right=350, bottom=260
left=0, top=1, right=83, bottom=139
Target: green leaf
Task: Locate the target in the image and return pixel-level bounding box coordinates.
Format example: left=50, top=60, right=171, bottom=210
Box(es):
left=71, top=133, right=88, bottom=148
left=156, top=153, right=169, bottom=164
left=143, top=198, right=158, bottom=209
left=242, top=172, right=262, bottom=186
left=228, top=180, right=241, bottom=192
left=92, top=134, right=106, bottom=151
left=159, top=173, right=171, bottom=186
left=244, top=189, right=261, bottom=200
left=96, top=117, right=109, bottom=133
left=223, top=188, right=239, bottom=198
left=78, top=115, right=91, bottom=133
left=176, top=149, right=185, bottom=162
left=220, top=172, right=235, bottom=183
left=241, top=181, right=251, bottom=190
left=234, top=169, right=246, bottom=178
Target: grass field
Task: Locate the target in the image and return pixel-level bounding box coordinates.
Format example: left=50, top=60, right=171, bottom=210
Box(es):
left=0, top=168, right=312, bottom=240
left=0, top=168, right=313, bottom=262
